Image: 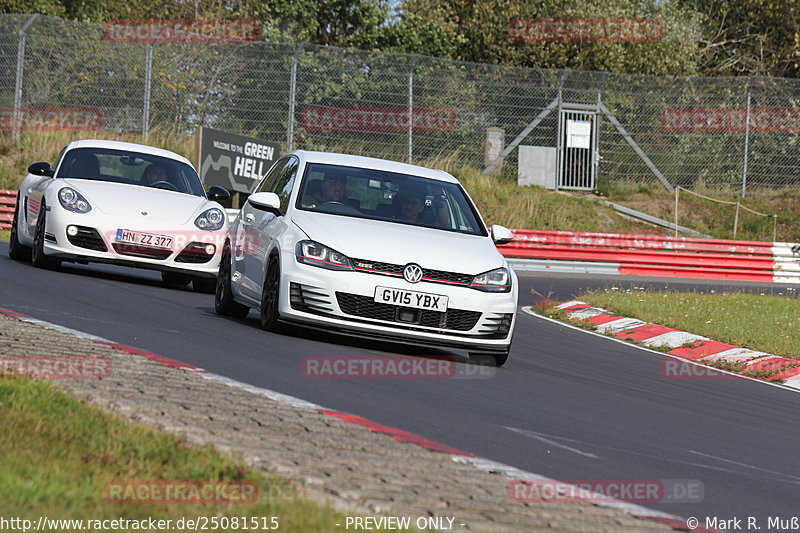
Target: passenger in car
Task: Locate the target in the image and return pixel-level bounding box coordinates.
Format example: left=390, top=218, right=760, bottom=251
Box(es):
left=393, top=190, right=449, bottom=228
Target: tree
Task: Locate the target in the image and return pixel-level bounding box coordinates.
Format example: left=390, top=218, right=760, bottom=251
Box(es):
left=675, top=0, right=800, bottom=77
left=390, top=0, right=704, bottom=76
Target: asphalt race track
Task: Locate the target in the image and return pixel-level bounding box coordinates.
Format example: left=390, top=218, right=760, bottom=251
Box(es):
left=2, top=243, right=799, bottom=526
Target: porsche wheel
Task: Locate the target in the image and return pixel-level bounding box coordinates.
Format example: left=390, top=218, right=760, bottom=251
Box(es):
left=31, top=201, right=60, bottom=270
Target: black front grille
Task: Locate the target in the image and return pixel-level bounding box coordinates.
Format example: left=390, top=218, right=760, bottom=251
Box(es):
left=66, top=226, right=107, bottom=251
left=351, top=258, right=473, bottom=286
left=336, top=292, right=481, bottom=331
left=112, top=242, right=171, bottom=260
left=175, top=242, right=215, bottom=264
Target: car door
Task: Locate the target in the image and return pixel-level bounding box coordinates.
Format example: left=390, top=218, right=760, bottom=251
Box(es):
left=233, top=156, right=299, bottom=301
left=22, top=147, right=66, bottom=240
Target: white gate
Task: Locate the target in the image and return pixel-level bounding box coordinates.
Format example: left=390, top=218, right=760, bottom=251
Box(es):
left=557, top=107, right=598, bottom=190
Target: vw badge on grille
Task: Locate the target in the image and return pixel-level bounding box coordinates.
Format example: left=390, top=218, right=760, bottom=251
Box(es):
left=403, top=263, right=423, bottom=283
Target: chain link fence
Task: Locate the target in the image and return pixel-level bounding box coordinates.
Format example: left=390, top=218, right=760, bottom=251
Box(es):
left=1, top=14, right=799, bottom=192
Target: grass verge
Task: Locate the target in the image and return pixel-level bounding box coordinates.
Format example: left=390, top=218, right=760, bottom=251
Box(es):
left=596, top=182, right=800, bottom=242
left=0, top=374, right=411, bottom=532
left=578, top=288, right=800, bottom=359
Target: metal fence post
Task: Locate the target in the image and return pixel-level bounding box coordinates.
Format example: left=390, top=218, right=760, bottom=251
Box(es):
left=741, top=77, right=752, bottom=197
left=407, top=62, right=414, bottom=164
left=142, top=43, right=153, bottom=138
left=286, top=44, right=302, bottom=152
left=12, top=14, right=39, bottom=143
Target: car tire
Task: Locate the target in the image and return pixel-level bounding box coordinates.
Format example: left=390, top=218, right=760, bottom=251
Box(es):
left=215, top=247, right=249, bottom=318
left=161, top=271, right=192, bottom=286
left=259, top=255, right=282, bottom=332
left=8, top=194, right=31, bottom=261
left=192, top=276, right=216, bottom=294
left=31, top=200, right=60, bottom=270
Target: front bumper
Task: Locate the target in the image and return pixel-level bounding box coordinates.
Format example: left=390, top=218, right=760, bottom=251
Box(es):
left=277, top=256, right=517, bottom=352
left=42, top=207, right=225, bottom=277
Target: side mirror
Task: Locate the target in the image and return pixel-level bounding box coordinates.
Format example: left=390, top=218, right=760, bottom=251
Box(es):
left=248, top=192, right=281, bottom=213
left=206, top=185, right=230, bottom=201
left=490, top=224, right=514, bottom=245
left=28, top=161, right=54, bottom=177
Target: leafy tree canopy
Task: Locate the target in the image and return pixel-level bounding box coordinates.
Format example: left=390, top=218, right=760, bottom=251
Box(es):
left=1, top=0, right=798, bottom=77
left=674, top=0, right=800, bottom=77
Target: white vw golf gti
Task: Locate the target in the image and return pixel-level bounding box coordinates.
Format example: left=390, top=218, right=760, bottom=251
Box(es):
left=8, top=139, right=230, bottom=292
left=216, top=151, right=518, bottom=366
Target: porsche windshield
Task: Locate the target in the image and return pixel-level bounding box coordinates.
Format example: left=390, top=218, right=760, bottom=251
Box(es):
left=295, top=163, right=487, bottom=237
left=55, top=148, right=205, bottom=197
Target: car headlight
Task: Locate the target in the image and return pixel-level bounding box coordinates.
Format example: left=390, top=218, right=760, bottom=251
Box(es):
left=58, top=187, right=91, bottom=213
left=194, top=208, right=225, bottom=231
left=295, top=240, right=353, bottom=271
left=470, top=267, right=511, bottom=292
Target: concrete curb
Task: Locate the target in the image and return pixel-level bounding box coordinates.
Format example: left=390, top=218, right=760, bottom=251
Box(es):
left=548, top=300, right=800, bottom=388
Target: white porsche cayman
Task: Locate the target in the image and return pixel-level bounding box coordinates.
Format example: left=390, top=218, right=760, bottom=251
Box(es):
left=8, top=139, right=230, bottom=292
left=215, top=150, right=518, bottom=366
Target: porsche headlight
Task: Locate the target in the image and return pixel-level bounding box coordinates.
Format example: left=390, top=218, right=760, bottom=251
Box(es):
left=194, top=207, right=225, bottom=231
left=295, top=240, right=353, bottom=271
left=58, top=187, right=91, bottom=213
left=470, top=267, right=511, bottom=292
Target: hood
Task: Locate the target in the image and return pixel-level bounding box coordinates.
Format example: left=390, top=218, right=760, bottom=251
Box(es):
left=291, top=210, right=504, bottom=275
left=60, top=179, right=209, bottom=225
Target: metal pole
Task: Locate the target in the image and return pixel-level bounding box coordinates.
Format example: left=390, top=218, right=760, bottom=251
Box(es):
left=12, top=14, right=39, bottom=143
left=142, top=43, right=153, bottom=138
left=674, top=186, right=679, bottom=238
left=733, top=202, right=740, bottom=238
left=772, top=215, right=777, bottom=242
left=286, top=45, right=302, bottom=152
left=407, top=64, right=413, bottom=164
left=741, top=78, right=752, bottom=197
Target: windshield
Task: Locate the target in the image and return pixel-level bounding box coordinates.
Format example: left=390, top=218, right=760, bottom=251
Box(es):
left=55, top=147, right=206, bottom=197
left=295, top=163, right=487, bottom=237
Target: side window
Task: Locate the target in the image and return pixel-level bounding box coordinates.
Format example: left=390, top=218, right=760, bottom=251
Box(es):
left=271, top=157, right=299, bottom=208
left=256, top=158, right=290, bottom=194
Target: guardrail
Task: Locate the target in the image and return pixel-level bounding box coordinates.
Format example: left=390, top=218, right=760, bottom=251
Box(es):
left=4, top=196, right=798, bottom=285
left=499, top=229, right=800, bottom=284
left=0, top=190, right=15, bottom=230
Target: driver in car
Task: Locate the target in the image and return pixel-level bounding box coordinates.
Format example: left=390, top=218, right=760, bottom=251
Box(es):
left=142, top=163, right=168, bottom=186
left=304, top=174, right=358, bottom=209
